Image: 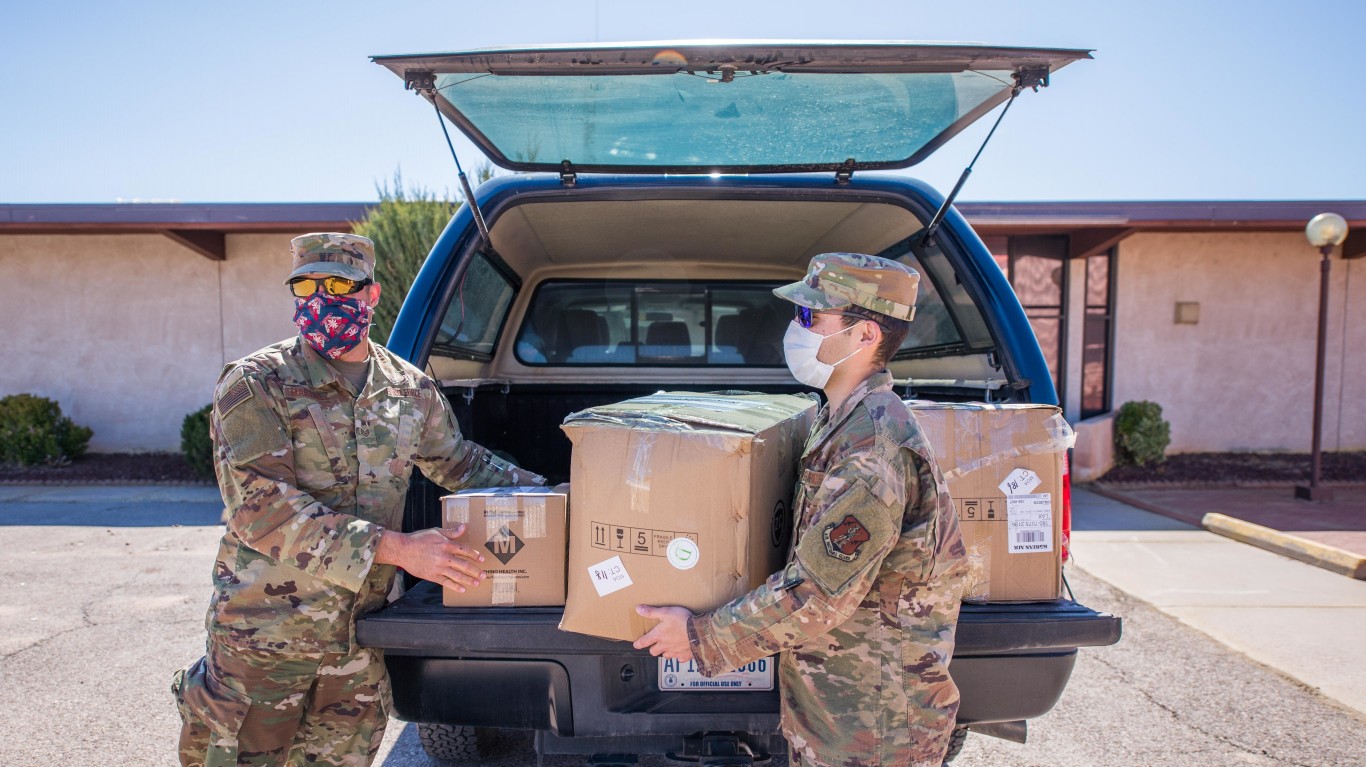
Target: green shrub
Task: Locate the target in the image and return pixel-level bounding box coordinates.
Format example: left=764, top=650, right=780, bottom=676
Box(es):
left=1114, top=400, right=1171, bottom=467
left=181, top=404, right=215, bottom=479
left=0, top=394, right=94, bottom=466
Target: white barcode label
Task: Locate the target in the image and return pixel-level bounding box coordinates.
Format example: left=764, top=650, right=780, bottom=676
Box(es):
left=1007, top=493, right=1053, bottom=553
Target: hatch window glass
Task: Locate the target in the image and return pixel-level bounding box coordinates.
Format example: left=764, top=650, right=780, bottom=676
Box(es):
left=435, top=70, right=1013, bottom=170
left=433, top=254, right=516, bottom=358
left=516, top=281, right=792, bottom=366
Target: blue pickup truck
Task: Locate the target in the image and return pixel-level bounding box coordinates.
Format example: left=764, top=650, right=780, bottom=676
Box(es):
left=357, top=41, right=1122, bottom=765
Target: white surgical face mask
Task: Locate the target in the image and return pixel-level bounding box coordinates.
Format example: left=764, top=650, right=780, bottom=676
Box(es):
left=782, top=320, right=862, bottom=389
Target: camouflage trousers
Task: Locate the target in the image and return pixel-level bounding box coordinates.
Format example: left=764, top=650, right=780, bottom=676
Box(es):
left=172, top=640, right=390, bottom=767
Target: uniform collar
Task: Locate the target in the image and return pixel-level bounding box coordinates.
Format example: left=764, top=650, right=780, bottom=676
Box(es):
left=289, top=336, right=414, bottom=397
left=824, top=369, right=895, bottom=434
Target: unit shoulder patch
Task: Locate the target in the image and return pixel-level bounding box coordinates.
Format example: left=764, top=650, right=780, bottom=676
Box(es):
left=796, top=478, right=899, bottom=597
left=822, top=514, right=873, bottom=562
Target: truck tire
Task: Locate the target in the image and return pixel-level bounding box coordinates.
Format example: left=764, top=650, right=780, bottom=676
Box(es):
left=942, top=726, right=969, bottom=763
left=417, top=723, right=482, bottom=763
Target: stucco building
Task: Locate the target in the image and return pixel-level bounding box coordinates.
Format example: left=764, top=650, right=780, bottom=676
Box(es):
left=3, top=201, right=1363, bottom=476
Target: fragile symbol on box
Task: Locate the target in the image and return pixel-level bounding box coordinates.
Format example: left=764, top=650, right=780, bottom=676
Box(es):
left=588, top=555, right=634, bottom=597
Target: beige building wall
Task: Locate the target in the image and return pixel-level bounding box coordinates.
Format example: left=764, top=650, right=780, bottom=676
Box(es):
left=1111, top=232, right=1361, bottom=452
left=1, top=233, right=297, bottom=452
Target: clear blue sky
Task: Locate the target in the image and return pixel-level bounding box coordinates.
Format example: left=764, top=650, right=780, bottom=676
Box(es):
left=2, top=1, right=1362, bottom=203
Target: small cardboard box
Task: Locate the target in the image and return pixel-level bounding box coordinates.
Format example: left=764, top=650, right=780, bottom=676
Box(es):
left=440, top=486, right=568, bottom=607
left=559, top=392, right=817, bottom=642
left=906, top=401, right=1074, bottom=602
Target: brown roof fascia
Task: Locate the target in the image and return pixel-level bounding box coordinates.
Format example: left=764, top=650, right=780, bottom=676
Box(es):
left=962, top=200, right=1366, bottom=234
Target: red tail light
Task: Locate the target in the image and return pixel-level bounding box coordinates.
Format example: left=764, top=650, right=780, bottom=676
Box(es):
left=1061, top=452, right=1072, bottom=564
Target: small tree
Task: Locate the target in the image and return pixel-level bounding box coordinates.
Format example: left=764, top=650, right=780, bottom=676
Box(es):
left=1114, top=400, right=1172, bottom=467
left=351, top=166, right=496, bottom=344
left=181, top=404, right=215, bottom=479
left=0, top=394, right=93, bottom=466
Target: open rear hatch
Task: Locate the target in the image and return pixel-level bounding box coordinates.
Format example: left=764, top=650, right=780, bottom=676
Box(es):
left=372, top=41, right=1091, bottom=176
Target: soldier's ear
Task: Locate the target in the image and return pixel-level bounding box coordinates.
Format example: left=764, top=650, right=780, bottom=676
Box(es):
left=859, top=319, right=881, bottom=348
left=367, top=281, right=383, bottom=306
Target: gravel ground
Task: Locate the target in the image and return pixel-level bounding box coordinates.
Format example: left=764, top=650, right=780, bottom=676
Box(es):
left=0, top=452, right=210, bottom=484
left=1100, top=451, right=1366, bottom=485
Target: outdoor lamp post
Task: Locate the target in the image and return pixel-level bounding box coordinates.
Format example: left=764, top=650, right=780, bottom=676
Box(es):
left=1295, top=212, right=1349, bottom=502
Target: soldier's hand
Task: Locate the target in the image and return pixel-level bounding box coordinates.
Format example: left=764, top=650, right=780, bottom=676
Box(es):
left=377, top=526, right=486, bottom=592
left=633, top=605, right=695, bottom=661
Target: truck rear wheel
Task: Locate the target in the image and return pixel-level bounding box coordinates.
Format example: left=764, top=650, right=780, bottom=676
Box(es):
left=942, top=726, right=969, bottom=762
left=417, top=723, right=484, bottom=763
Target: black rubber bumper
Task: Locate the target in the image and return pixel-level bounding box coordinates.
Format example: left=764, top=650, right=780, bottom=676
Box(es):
left=358, top=582, right=1121, bottom=737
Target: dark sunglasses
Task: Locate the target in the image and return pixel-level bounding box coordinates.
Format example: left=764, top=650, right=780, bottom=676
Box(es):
left=288, top=276, right=372, bottom=298
left=794, top=305, right=868, bottom=329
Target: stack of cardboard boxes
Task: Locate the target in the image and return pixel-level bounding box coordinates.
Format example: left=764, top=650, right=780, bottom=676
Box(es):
left=440, top=393, right=1074, bottom=639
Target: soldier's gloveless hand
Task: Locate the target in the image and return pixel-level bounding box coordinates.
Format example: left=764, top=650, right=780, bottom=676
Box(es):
left=377, top=525, right=486, bottom=592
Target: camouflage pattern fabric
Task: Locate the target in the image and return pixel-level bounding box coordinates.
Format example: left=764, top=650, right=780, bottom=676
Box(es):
left=172, top=641, right=389, bottom=766
left=176, top=335, right=542, bottom=765
left=688, top=370, right=968, bottom=767
left=286, top=233, right=375, bottom=283
left=773, top=252, right=920, bottom=321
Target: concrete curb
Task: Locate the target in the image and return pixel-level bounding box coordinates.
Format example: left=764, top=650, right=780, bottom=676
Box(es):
left=1200, top=513, right=1366, bottom=580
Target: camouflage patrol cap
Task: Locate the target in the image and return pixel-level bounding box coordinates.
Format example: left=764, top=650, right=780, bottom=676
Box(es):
left=774, top=252, right=919, bottom=321
left=284, top=233, right=375, bottom=283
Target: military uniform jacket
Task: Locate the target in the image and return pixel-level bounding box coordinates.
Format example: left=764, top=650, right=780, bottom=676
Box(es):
left=688, top=371, right=968, bottom=767
left=207, top=337, right=539, bottom=655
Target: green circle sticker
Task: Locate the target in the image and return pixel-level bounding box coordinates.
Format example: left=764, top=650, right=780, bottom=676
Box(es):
left=666, top=537, right=700, bottom=570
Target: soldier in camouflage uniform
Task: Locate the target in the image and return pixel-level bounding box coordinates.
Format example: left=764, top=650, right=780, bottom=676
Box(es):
left=173, top=233, right=544, bottom=767
left=636, top=253, right=969, bottom=767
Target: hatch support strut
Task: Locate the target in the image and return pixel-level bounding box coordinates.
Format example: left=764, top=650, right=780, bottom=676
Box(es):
left=405, top=70, right=496, bottom=254
left=918, top=65, right=1050, bottom=246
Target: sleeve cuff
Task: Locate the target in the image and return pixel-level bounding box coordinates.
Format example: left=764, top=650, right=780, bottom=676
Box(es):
left=686, top=613, right=732, bottom=677
left=310, top=518, right=382, bottom=593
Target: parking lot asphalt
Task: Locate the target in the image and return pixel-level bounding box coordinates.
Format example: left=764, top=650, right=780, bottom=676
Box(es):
left=1070, top=487, right=1366, bottom=717
left=2, top=484, right=1363, bottom=767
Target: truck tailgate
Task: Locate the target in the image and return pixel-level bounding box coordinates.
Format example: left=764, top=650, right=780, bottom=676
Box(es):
left=358, top=582, right=1121, bottom=656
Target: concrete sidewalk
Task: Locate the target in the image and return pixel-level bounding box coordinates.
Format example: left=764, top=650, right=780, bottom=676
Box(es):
left=1069, top=487, right=1366, bottom=717
left=1092, top=483, right=1366, bottom=580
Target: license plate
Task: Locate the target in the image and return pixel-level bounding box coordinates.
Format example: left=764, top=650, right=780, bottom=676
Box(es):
left=658, top=657, right=774, bottom=691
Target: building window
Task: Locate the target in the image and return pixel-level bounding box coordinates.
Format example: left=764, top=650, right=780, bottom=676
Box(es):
left=984, top=235, right=1067, bottom=402
left=1081, top=249, right=1115, bottom=419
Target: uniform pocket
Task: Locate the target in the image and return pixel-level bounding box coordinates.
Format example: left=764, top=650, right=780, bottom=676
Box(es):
left=294, top=403, right=348, bottom=490
left=172, top=656, right=251, bottom=766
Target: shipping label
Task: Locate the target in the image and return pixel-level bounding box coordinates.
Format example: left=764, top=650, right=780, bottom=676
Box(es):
left=1006, top=493, right=1054, bottom=553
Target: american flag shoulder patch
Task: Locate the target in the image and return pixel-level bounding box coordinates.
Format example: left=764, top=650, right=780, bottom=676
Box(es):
left=217, top=378, right=253, bottom=417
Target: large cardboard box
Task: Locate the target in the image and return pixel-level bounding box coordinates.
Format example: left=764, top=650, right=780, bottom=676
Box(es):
left=559, top=392, right=817, bottom=641
left=907, top=402, right=1075, bottom=602
left=441, top=486, right=568, bottom=607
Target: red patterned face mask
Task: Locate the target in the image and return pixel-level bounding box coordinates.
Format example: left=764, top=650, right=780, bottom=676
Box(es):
left=293, top=292, right=374, bottom=359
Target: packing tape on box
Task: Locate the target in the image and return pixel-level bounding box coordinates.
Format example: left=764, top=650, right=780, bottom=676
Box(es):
left=522, top=496, right=547, bottom=539
left=960, top=539, right=991, bottom=603
left=627, top=432, right=657, bottom=514
left=446, top=496, right=471, bottom=525
left=485, top=496, right=520, bottom=530
left=490, top=573, right=517, bottom=605
left=940, top=413, right=1076, bottom=481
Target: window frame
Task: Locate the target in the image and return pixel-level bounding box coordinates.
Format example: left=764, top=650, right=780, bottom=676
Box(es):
left=512, top=278, right=792, bottom=368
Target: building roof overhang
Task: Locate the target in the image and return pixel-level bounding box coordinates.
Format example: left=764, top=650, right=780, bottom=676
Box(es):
left=1, top=199, right=1363, bottom=260
left=0, top=203, right=373, bottom=260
